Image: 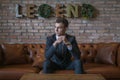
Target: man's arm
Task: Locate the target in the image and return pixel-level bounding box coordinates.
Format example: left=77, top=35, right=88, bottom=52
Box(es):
left=45, top=37, right=56, bottom=59
left=45, top=36, right=63, bottom=59
left=68, top=36, right=81, bottom=60
left=62, top=35, right=80, bottom=60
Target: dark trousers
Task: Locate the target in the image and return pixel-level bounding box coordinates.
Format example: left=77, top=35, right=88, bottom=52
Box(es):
left=43, top=59, right=84, bottom=74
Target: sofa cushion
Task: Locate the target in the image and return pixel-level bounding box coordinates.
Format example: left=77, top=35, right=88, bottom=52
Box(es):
left=0, top=45, right=4, bottom=65
left=86, top=66, right=120, bottom=78
left=2, top=44, right=28, bottom=65
left=0, top=64, right=39, bottom=80
left=117, top=46, right=120, bottom=66
left=83, top=63, right=110, bottom=70
left=95, top=43, right=119, bottom=65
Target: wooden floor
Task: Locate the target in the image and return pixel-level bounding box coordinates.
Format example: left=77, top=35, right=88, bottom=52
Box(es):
left=20, top=73, right=106, bottom=80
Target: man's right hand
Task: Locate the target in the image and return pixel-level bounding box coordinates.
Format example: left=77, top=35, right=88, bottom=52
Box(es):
left=53, top=37, right=63, bottom=47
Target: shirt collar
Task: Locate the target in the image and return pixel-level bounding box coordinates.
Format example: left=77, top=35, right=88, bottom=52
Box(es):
left=55, top=34, right=67, bottom=40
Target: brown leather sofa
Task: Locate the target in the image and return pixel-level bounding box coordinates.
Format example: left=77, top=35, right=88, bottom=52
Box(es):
left=0, top=44, right=40, bottom=80
left=0, top=43, right=120, bottom=80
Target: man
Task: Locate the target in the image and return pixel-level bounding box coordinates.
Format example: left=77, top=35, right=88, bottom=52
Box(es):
left=43, top=18, right=84, bottom=74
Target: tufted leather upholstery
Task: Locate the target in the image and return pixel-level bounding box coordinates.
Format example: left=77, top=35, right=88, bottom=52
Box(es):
left=0, top=43, right=120, bottom=80
left=77, top=43, right=119, bottom=65
left=78, top=43, right=98, bottom=63
left=117, top=46, right=120, bottom=66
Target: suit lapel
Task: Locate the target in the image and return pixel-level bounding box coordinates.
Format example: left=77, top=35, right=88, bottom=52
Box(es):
left=51, top=34, right=56, bottom=43
left=63, top=34, right=70, bottom=54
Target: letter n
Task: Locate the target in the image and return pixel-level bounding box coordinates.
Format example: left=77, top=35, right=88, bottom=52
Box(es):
left=65, top=4, right=79, bottom=18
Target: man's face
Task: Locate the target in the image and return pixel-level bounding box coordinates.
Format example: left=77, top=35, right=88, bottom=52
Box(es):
left=55, top=23, right=66, bottom=36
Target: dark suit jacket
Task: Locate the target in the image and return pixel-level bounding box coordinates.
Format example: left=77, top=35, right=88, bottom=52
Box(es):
left=45, top=34, right=81, bottom=66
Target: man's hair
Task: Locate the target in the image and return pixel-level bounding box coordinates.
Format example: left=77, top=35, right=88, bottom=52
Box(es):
left=55, top=18, right=69, bottom=28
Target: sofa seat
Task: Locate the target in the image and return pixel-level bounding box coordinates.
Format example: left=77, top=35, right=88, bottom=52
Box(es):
left=83, top=63, right=111, bottom=69
left=86, top=65, right=120, bottom=79
left=45, top=63, right=120, bottom=79
left=0, top=64, right=39, bottom=80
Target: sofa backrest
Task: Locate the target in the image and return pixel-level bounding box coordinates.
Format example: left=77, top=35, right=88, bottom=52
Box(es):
left=0, top=44, right=30, bottom=65
left=0, top=43, right=120, bottom=67
left=25, top=43, right=120, bottom=67
left=23, top=44, right=46, bottom=68
left=24, top=44, right=45, bottom=61
left=117, top=45, right=120, bottom=66
left=78, top=43, right=97, bottom=63
left=78, top=43, right=120, bottom=66
left=0, top=45, right=4, bottom=65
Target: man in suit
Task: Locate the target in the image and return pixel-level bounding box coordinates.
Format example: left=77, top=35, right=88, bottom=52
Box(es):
left=43, top=18, right=84, bottom=74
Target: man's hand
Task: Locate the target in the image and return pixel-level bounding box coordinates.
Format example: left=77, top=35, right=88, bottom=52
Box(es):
left=53, top=35, right=71, bottom=47
left=53, top=37, right=63, bottom=47
left=61, top=36, right=68, bottom=43
left=62, top=36, right=71, bottom=45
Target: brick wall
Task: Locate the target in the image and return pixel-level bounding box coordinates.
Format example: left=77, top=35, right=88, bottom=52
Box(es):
left=0, top=0, right=120, bottom=43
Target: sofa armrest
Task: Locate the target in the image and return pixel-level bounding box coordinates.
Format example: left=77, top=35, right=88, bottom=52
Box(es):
left=117, top=45, right=120, bottom=67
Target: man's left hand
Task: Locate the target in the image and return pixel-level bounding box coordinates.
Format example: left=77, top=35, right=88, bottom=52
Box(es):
left=61, top=36, right=71, bottom=45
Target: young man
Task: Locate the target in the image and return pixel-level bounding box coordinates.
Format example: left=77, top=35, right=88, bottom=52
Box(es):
left=43, top=18, right=84, bottom=74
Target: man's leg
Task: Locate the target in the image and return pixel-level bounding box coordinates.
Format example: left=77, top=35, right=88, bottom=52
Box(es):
left=66, top=59, right=84, bottom=74
left=74, top=59, right=84, bottom=74
left=43, top=60, right=60, bottom=73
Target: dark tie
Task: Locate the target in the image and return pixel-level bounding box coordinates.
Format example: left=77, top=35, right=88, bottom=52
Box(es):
left=57, top=42, right=65, bottom=58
